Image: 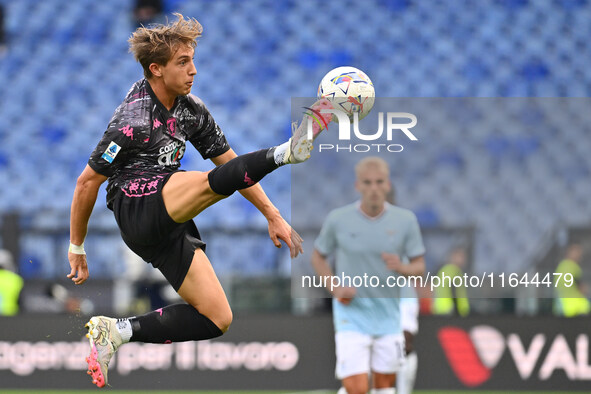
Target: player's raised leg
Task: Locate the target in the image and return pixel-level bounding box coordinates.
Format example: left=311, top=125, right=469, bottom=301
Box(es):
left=162, top=171, right=226, bottom=223
left=162, top=98, right=334, bottom=223
left=277, top=97, right=334, bottom=164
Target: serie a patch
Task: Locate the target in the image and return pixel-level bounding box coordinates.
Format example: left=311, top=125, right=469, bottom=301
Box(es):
left=102, top=141, right=121, bottom=163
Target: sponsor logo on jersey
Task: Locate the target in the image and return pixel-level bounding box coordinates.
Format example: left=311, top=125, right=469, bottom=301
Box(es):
left=101, top=141, right=121, bottom=163
left=158, top=140, right=185, bottom=165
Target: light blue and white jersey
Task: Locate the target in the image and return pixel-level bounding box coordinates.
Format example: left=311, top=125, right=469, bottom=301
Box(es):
left=315, top=202, right=425, bottom=336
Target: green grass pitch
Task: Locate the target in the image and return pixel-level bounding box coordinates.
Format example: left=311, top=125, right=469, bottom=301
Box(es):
left=1, top=390, right=590, bottom=394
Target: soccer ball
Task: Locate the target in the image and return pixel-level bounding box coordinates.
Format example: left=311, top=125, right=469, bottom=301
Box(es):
left=317, top=66, right=375, bottom=121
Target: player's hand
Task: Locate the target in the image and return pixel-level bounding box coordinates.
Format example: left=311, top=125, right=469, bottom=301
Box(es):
left=333, top=286, right=356, bottom=305
left=67, top=252, right=89, bottom=285
left=289, top=227, right=304, bottom=257
left=267, top=214, right=304, bottom=258
left=382, top=252, right=402, bottom=272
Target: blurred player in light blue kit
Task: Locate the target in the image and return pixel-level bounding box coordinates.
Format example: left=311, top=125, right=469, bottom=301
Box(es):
left=312, top=157, right=425, bottom=394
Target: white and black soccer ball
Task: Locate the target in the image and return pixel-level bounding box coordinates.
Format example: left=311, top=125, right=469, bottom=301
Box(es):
left=317, top=66, right=375, bottom=120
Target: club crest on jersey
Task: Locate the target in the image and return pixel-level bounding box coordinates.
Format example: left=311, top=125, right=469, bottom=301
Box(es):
left=167, top=118, right=177, bottom=136
left=102, top=141, right=121, bottom=163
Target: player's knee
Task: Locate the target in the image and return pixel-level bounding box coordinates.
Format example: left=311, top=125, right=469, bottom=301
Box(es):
left=344, top=382, right=368, bottom=394
left=213, top=309, right=233, bottom=333
left=347, top=387, right=368, bottom=394
left=207, top=165, right=240, bottom=196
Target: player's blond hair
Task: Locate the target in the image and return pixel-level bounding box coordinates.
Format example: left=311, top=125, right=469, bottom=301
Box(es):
left=355, top=156, right=390, bottom=178
left=128, top=13, right=203, bottom=79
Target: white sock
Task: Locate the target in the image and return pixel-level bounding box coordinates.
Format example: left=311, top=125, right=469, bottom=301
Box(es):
left=273, top=141, right=290, bottom=166
left=397, top=352, right=418, bottom=394
left=337, top=387, right=348, bottom=394
left=115, top=318, right=133, bottom=343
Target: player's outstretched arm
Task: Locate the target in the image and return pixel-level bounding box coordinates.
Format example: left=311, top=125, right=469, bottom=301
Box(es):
left=68, top=165, right=107, bottom=285
left=210, top=149, right=303, bottom=257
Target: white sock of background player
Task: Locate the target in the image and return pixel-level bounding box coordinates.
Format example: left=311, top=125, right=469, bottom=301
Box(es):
left=396, top=351, right=417, bottom=394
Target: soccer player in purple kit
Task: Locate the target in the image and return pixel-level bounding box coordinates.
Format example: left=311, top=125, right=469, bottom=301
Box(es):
left=67, top=14, right=333, bottom=388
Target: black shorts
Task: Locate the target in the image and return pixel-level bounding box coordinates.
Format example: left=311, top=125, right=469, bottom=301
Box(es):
left=111, top=172, right=206, bottom=291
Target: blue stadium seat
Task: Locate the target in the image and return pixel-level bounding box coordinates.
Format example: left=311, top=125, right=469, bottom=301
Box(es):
left=2, top=0, right=591, bottom=278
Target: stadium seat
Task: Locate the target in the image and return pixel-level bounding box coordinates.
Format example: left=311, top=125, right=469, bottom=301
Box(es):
left=2, top=0, right=591, bottom=278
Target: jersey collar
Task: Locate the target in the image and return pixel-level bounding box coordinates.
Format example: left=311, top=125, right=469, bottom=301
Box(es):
left=144, top=79, right=181, bottom=116
left=144, top=79, right=186, bottom=142
left=356, top=200, right=389, bottom=220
